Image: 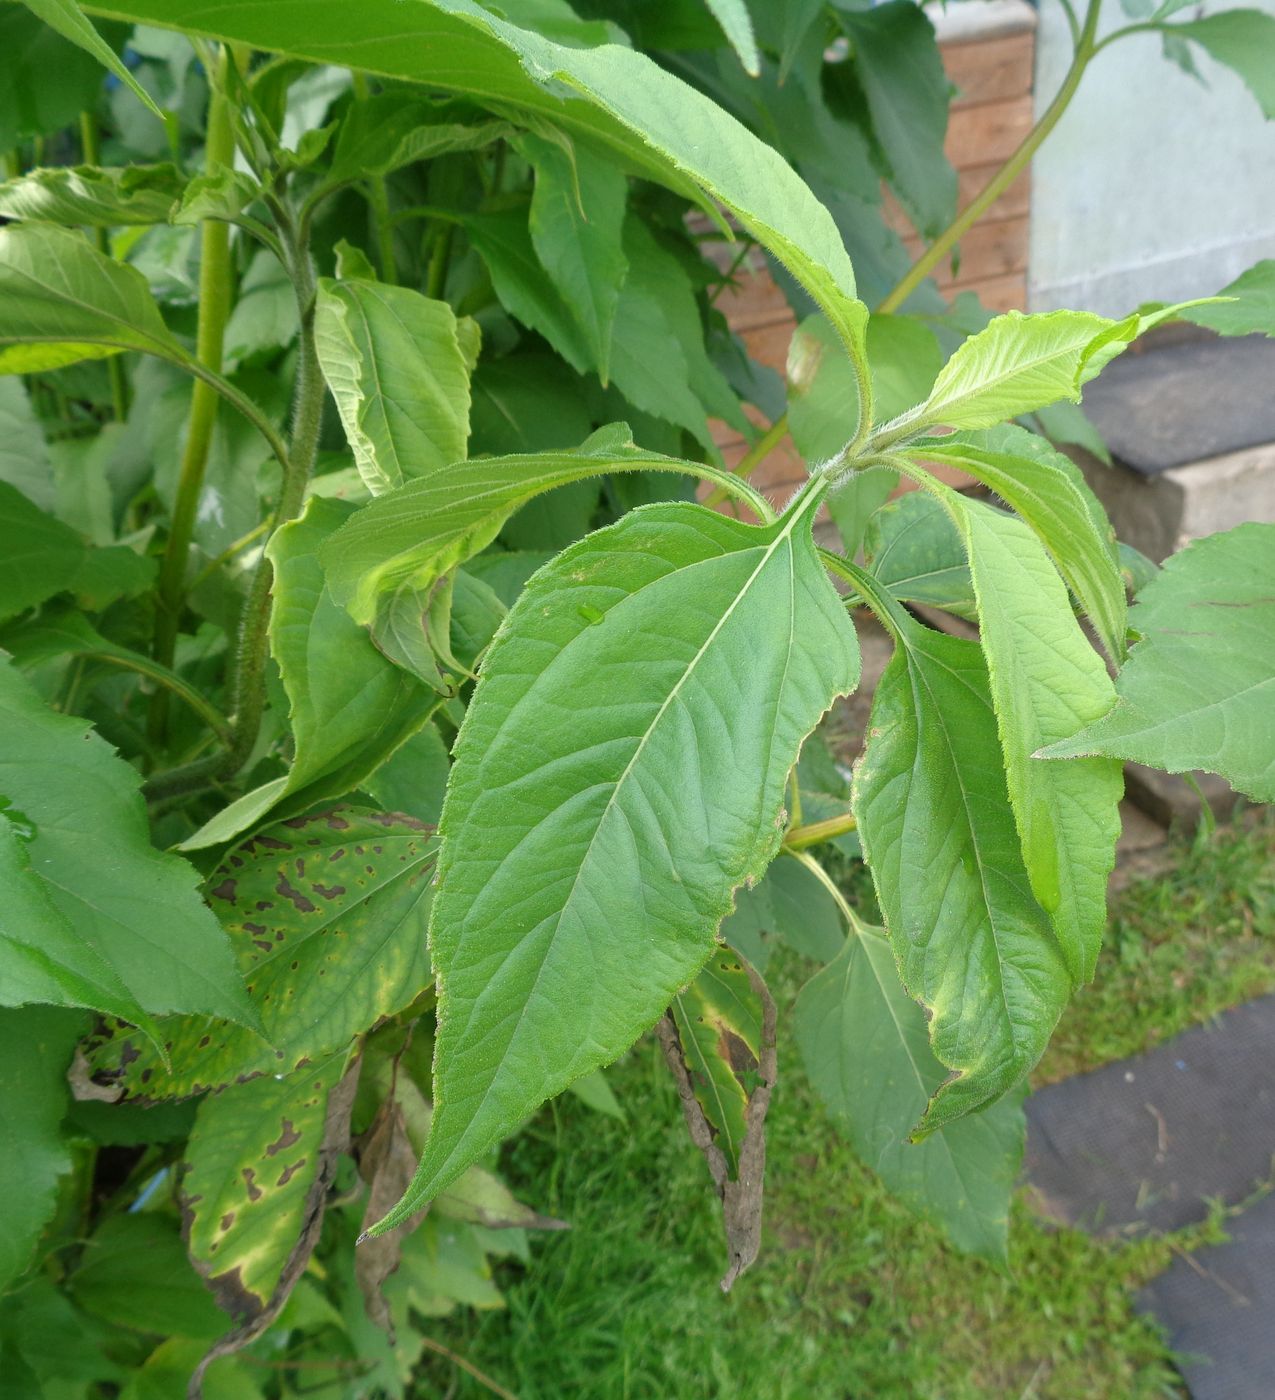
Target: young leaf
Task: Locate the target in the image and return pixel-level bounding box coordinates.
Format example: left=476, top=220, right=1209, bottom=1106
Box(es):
left=19, top=0, right=165, bottom=123
left=839, top=0, right=957, bottom=240
left=0, top=163, right=185, bottom=225
left=374, top=491, right=860, bottom=1229
left=794, top=926, right=1024, bottom=1262
left=85, top=810, right=436, bottom=1099
left=0, top=222, right=188, bottom=374
left=851, top=598, right=1070, bottom=1133
left=0, top=658, right=255, bottom=1027
left=522, top=130, right=628, bottom=382
left=182, top=1051, right=350, bottom=1321
left=314, top=278, right=473, bottom=496
left=1041, top=522, right=1275, bottom=802
left=0, top=1007, right=81, bottom=1290
left=1170, top=9, right=1275, bottom=118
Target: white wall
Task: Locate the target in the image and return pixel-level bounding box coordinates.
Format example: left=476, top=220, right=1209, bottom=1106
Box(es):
left=1029, top=0, right=1275, bottom=314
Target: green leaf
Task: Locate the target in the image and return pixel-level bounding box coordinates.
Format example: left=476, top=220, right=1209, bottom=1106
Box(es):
left=0, top=1006, right=81, bottom=1289
left=921, top=423, right=1127, bottom=662
left=19, top=0, right=165, bottom=124
left=1170, top=9, right=1275, bottom=118
left=0, top=162, right=185, bottom=225
left=863, top=490, right=975, bottom=620
left=170, top=164, right=263, bottom=228
left=827, top=467, right=898, bottom=561
left=793, top=927, right=1024, bottom=1262
left=320, top=424, right=750, bottom=627
left=704, top=0, right=760, bottom=74
left=1184, top=259, right=1275, bottom=337
left=840, top=0, right=957, bottom=240
left=79, top=0, right=868, bottom=350
left=315, top=278, right=472, bottom=498
left=0, top=479, right=86, bottom=621
left=564, top=1067, right=625, bottom=1120
left=0, top=8, right=116, bottom=152
left=522, top=131, right=628, bottom=382
left=323, top=95, right=511, bottom=191
left=0, top=222, right=187, bottom=374
left=0, top=657, right=256, bottom=1026
left=867, top=313, right=943, bottom=421
left=181, top=497, right=437, bottom=850
left=361, top=721, right=452, bottom=827
left=117, top=1338, right=264, bottom=1400
left=788, top=313, right=862, bottom=464
left=375, top=490, right=860, bottom=1228
left=86, top=808, right=436, bottom=1098
left=851, top=598, right=1070, bottom=1132
left=69, top=1214, right=228, bottom=1340
left=669, top=947, right=763, bottom=1177
left=182, top=1050, right=350, bottom=1320
left=1041, top=522, right=1275, bottom=802
left=931, top=489, right=1122, bottom=983
left=722, top=855, right=846, bottom=970
left=0, top=379, right=53, bottom=510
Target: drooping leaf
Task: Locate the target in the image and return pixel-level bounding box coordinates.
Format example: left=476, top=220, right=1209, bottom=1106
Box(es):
left=793, top=927, right=1024, bottom=1262
left=182, top=1051, right=350, bottom=1320
left=704, top=0, right=760, bottom=74
left=0, top=658, right=255, bottom=1026
left=182, top=497, right=437, bottom=850
left=522, top=130, right=628, bottom=382
left=863, top=490, right=975, bottom=620
left=19, top=0, right=164, bottom=123
left=86, top=809, right=436, bottom=1098
left=79, top=0, right=868, bottom=350
left=1184, top=258, right=1275, bottom=337
left=839, top=0, right=957, bottom=240
left=851, top=594, right=1070, bottom=1132
left=669, top=947, right=764, bottom=1178
left=314, top=278, right=473, bottom=496
left=0, top=1006, right=82, bottom=1290
left=1041, top=522, right=1275, bottom=802
left=0, top=222, right=188, bottom=374
left=374, top=490, right=860, bottom=1229
left=1170, top=9, right=1275, bottom=118
left=0, top=162, right=185, bottom=225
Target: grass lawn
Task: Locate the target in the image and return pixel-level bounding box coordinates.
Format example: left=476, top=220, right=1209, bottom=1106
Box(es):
left=420, top=814, right=1275, bottom=1399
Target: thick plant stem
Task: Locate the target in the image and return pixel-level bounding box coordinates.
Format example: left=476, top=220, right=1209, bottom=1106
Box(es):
left=877, top=0, right=1102, bottom=315
left=350, top=71, right=397, bottom=283
left=148, top=47, right=236, bottom=742
left=79, top=112, right=130, bottom=423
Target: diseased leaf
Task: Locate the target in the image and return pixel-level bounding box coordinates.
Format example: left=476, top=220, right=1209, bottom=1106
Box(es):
left=1171, top=9, right=1275, bottom=119
left=851, top=594, right=1070, bottom=1132
left=314, top=278, right=473, bottom=496
left=85, top=809, right=436, bottom=1098
left=0, top=658, right=255, bottom=1026
left=374, top=490, right=859, bottom=1229
left=183, top=1051, right=350, bottom=1321
left=0, top=222, right=188, bottom=374
left=0, top=1007, right=82, bottom=1289
left=1041, top=522, right=1275, bottom=802
left=0, top=162, right=184, bottom=225
left=794, top=927, right=1024, bottom=1262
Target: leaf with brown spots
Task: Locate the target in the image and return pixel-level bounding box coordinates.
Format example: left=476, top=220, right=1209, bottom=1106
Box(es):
left=181, top=1050, right=350, bottom=1322
left=82, top=808, right=436, bottom=1099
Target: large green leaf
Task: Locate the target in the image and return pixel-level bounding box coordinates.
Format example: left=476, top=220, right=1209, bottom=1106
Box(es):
left=314, top=278, right=472, bottom=496
left=522, top=130, right=628, bottom=382
left=374, top=490, right=860, bottom=1229
left=86, top=809, right=436, bottom=1098
left=0, top=1007, right=82, bottom=1290
left=840, top=0, right=956, bottom=240
left=0, top=380, right=53, bottom=510
left=182, top=497, right=437, bottom=850
left=0, top=658, right=255, bottom=1026
left=721, top=855, right=846, bottom=970
left=0, top=163, right=185, bottom=225
left=0, top=479, right=85, bottom=621
left=320, top=424, right=757, bottom=626
left=0, top=222, right=187, bottom=374
left=921, top=423, right=1127, bottom=662
left=183, top=1050, right=350, bottom=1320
left=82, top=0, right=868, bottom=350
left=933, top=490, right=1122, bottom=984
left=851, top=595, right=1070, bottom=1132
left=793, top=926, right=1024, bottom=1262
left=19, top=0, right=164, bottom=122
left=1184, top=259, right=1275, bottom=337
left=1042, top=522, right=1275, bottom=802
left=1171, top=9, right=1275, bottom=118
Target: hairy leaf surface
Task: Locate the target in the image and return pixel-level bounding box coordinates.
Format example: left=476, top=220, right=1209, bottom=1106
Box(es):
left=376, top=492, right=860, bottom=1228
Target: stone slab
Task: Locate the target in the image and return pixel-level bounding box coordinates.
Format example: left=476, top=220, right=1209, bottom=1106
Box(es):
left=1025, top=996, right=1275, bottom=1235
left=1138, top=1191, right=1275, bottom=1400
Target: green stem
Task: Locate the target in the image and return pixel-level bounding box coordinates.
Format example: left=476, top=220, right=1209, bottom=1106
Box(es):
left=73, top=649, right=234, bottom=744
left=350, top=71, right=397, bottom=283
left=148, top=46, right=237, bottom=743
left=79, top=111, right=130, bottom=423
left=425, top=223, right=455, bottom=301
left=876, top=0, right=1103, bottom=316
left=783, top=810, right=858, bottom=852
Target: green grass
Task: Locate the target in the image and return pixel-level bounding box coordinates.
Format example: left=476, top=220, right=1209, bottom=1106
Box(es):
left=419, top=817, right=1275, bottom=1400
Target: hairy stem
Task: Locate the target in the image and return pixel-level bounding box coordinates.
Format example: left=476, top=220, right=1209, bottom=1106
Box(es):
left=79, top=111, right=130, bottom=422
left=148, top=46, right=236, bottom=742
